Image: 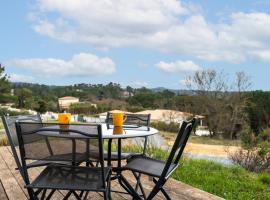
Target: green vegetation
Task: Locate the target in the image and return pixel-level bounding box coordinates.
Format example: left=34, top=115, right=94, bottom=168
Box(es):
left=0, top=64, right=16, bottom=103
left=176, top=158, right=270, bottom=200
left=151, top=121, right=179, bottom=133
left=120, top=145, right=270, bottom=200
left=0, top=135, right=8, bottom=146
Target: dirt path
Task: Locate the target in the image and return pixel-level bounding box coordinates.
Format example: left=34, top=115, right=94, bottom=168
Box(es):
left=184, top=143, right=241, bottom=158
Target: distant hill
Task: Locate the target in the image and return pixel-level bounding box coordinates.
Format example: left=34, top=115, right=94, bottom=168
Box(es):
left=151, top=87, right=196, bottom=95
left=11, top=82, right=198, bottom=96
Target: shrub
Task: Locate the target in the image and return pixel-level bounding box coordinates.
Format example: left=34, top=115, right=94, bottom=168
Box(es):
left=230, top=128, right=270, bottom=172
left=68, top=103, right=98, bottom=115
left=150, top=121, right=179, bottom=133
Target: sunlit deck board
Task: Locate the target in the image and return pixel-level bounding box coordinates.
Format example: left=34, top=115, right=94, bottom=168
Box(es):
left=0, top=146, right=224, bottom=200
left=0, top=180, right=8, bottom=200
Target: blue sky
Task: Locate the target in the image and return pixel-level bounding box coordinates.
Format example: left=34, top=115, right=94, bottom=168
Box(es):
left=1, top=0, right=270, bottom=90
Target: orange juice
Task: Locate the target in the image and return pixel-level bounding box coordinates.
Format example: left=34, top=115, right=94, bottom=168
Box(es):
left=58, top=113, right=71, bottom=130
left=112, top=112, right=126, bottom=126
left=58, top=113, right=71, bottom=124
left=113, top=126, right=125, bottom=135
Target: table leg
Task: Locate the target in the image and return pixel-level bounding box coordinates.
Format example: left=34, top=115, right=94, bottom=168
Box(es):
left=108, top=139, right=112, bottom=167
left=117, top=138, right=122, bottom=168
left=72, top=139, right=76, bottom=166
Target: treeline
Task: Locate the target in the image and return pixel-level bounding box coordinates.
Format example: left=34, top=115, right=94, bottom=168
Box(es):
left=1, top=64, right=270, bottom=140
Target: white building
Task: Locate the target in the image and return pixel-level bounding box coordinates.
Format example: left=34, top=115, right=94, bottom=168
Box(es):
left=58, top=96, right=79, bottom=110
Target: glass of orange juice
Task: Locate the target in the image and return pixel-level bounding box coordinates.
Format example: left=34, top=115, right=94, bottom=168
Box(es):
left=112, top=112, right=126, bottom=126
left=58, top=113, right=71, bottom=130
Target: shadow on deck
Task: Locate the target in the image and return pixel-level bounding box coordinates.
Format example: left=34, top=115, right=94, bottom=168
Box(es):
left=0, top=146, right=223, bottom=200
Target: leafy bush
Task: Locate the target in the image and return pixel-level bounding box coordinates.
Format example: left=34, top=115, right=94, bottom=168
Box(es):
left=150, top=121, right=179, bottom=133
left=230, top=128, right=270, bottom=172
left=69, top=103, right=98, bottom=115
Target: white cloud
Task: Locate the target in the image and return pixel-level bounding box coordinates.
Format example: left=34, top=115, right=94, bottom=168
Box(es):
left=131, top=80, right=149, bottom=88
left=31, top=1, right=270, bottom=63
left=250, top=50, right=270, bottom=62
left=8, top=53, right=116, bottom=78
left=156, top=60, right=201, bottom=73
left=9, top=74, right=35, bottom=82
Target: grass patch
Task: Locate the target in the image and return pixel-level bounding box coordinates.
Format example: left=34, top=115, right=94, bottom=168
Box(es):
left=0, top=134, right=8, bottom=146
left=174, top=158, right=270, bottom=200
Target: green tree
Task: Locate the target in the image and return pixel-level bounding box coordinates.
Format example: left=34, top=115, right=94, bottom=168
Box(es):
left=0, top=64, right=14, bottom=103
left=34, top=99, right=48, bottom=113
left=246, top=91, right=270, bottom=135
left=15, top=88, right=33, bottom=108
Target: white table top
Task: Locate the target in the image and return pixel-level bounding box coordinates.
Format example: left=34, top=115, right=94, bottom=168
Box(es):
left=38, top=123, right=158, bottom=139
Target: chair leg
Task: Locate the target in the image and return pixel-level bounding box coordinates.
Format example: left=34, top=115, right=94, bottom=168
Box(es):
left=83, top=191, right=89, bottom=200
left=45, top=190, right=56, bottom=200
left=145, top=185, right=160, bottom=200
left=28, top=188, right=39, bottom=200
left=79, top=191, right=84, bottom=198
left=73, top=191, right=82, bottom=200
left=34, top=188, right=43, bottom=196
left=103, top=191, right=108, bottom=200
left=62, top=191, right=72, bottom=200
left=132, top=172, right=146, bottom=199
left=119, top=174, right=143, bottom=200
left=159, top=187, right=171, bottom=200
left=152, top=178, right=171, bottom=200
left=41, top=189, right=47, bottom=200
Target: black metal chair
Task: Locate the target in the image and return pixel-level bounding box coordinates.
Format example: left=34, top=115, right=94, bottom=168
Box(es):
left=15, top=122, right=111, bottom=200
left=1, top=114, right=88, bottom=176
left=104, top=112, right=151, bottom=161
left=118, top=118, right=197, bottom=200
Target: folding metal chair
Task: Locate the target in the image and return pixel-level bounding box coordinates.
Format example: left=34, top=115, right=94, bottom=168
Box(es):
left=1, top=114, right=87, bottom=175
left=15, top=122, right=111, bottom=200
left=104, top=112, right=151, bottom=160
left=118, top=118, right=197, bottom=200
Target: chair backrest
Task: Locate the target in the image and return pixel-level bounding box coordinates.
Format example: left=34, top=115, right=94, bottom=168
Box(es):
left=1, top=114, right=42, bottom=177
left=160, top=118, right=197, bottom=179
left=1, top=114, right=42, bottom=146
left=15, top=122, right=106, bottom=187
left=106, top=112, right=151, bottom=128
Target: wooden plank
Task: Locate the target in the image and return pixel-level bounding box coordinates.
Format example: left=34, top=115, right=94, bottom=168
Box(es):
left=0, top=146, right=28, bottom=197
left=0, top=147, right=27, bottom=200
left=0, top=179, right=8, bottom=200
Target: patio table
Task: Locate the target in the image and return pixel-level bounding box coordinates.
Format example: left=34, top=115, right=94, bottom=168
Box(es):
left=36, top=123, right=158, bottom=194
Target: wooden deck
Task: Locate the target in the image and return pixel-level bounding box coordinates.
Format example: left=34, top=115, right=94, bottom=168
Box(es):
left=0, top=146, right=223, bottom=200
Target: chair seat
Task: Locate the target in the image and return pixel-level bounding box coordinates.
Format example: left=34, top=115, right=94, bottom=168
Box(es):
left=43, top=152, right=88, bottom=162
left=25, top=160, right=72, bottom=169
left=90, top=150, right=133, bottom=161
left=27, top=165, right=111, bottom=191
left=122, top=156, right=178, bottom=178
left=21, top=153, right=88, bottom=170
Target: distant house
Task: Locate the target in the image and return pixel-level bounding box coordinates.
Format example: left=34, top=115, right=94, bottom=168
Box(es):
left=136, top=109, right=208, bottom=135
left=135, top=109, right=190, bottom=123
left=121, top=91, right=134, bottom=98
left=135, top=109, right=204, bottom=124
left=58, top=96, right=79, bottom=110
